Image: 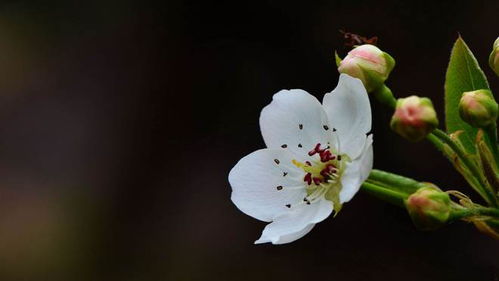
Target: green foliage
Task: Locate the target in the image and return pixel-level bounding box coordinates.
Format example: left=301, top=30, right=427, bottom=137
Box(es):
left=445, top=37, right=490, bottom=153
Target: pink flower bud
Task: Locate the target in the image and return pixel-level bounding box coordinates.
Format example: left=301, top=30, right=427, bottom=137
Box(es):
left=337, top=44, right=395, bottom=92
left=406, top=185, right=451, bottom=231
left=459, top=89, right=498, bottom=128
left=390, top=96, right=439, bottom=141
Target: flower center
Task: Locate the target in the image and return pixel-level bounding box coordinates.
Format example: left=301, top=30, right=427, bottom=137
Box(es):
left=292, top=143, right=346, bottom=212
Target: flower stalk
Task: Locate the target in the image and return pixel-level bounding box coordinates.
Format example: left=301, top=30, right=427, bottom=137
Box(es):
left=361, top=181, right=407, bottom=208
left=362, top=169, right=499, bottom=236
left=431, top=129, right=498, bottom=207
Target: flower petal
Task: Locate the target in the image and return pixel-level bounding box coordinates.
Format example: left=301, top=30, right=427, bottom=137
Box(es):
left=260, top=89, right=332, bottom=160
left=254, top=198, right=333, bottom=244
left=339, top=134, right=373, bottom=203
left=257, top=224, right=315, bottom=245
left=229, top=148, right=307, bottom=222
left=322, top=74, right=371, bottom=159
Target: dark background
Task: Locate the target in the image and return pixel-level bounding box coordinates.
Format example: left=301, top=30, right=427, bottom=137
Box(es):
left=0, top=0, right=497, bottom=280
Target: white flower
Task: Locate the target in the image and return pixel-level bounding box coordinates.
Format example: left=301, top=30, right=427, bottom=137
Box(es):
left=229, top=74, right=373, bottom=244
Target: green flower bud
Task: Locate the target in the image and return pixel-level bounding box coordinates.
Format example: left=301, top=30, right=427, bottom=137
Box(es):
left=459, top=89, right=498, bottom=128
left=405, top=185, right=451, bottom=231
left=489, top=37, right=499, bottom=76
left=337, top=44, right=395, bottom=92
left=390, top=96, right=439, bottom=141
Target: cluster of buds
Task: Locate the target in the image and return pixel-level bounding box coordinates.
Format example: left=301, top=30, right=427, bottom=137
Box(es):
left=458, top=89, right=498, bottom=128
left=405, top=185, right=451, bottom=231
left=489, top=37, right=499, bottom=76
left=337, top=44, right=395, bottom=94
left=390, top=96, right=439, bottom=141
left=333, top=36, right=499, bottom=238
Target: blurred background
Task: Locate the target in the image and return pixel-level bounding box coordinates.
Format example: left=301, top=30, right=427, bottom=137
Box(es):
left=0, top=0, right=497, bottom=280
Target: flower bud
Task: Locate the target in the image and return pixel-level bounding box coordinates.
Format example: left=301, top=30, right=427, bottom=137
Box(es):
left=489, top=37, right=499, bottom=76
left=405, top=185, right=451, bottom=231
left=390, top=96, right=439, bottom=141
left=459, top=89, right=498, bottom=128
left=337, top=44, right=395, bottom=92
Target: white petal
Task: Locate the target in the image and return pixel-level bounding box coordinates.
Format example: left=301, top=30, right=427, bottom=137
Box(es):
left=254, top=198, right=333, bottom=244
left=322, top=74, right=371, bottom=159
left=260, top=89, right=332, bottom=160
left=339, top=135, right=373, bottom=203
left=359, top=135, right=374, bottom=181
left=229, top=148, right=307, bottom=222
left=255, top=224, right=315, bottom=245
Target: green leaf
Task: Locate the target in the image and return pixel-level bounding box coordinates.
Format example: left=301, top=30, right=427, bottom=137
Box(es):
left=445, top=36, right=490, bottom=153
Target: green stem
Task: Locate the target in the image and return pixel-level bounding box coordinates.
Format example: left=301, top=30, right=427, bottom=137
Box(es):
left=426, top=132, right=446, bottom=153
left=431, top=129, right=498, bottom=207
left=450, top=206, right=499, bottom=221
left=373, top=84, right=396, bottom=108
left=361, top=180, right=408, bottom=208
left=485, top=219, right=499, bottom=228
left=368, top=169, right=422, bottom=194
left=428, top=130, right=486, bottom=199
left=485, top=123, right=499, bottom=165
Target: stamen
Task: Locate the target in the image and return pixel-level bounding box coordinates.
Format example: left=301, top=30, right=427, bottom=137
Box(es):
left=304, top=184, right=328, bottom=203
left=299, top=124, right=303, bottom=130
left=281, top=144, right=287, bottom=148
left=320, top=166, right=336, bottom=178
left=293, top=142, right=344, bottom=207
left=276, top=185, right=283, bottom=190
left=313, top=177, right=322, bottom=185
left=308, top=143, right=326, bottom=156
left=274, top=159, right=280, bottom=164
left=304, top=173, right=312, bottom=185
left=319, top=150, right=336, bottom=162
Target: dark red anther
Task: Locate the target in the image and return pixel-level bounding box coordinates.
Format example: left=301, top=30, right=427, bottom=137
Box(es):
left=315, top=143, right=325, bottom=152
left=326, top=164, right=337, bottom=173
left=319, top=150, right=336, bottom=162
left=313, top=177, right=322, bottom=185
left=319, top=150, right=328, bottom=162
left=304, top=173, right=312, bottom=185
left=320, top=169, right=329, bottom=178
left=319, top=164, right=335, bottom=177
left=305, top=161, right=312, bottom=166
left=320, top=164, right=337, bottom=178
left=308, top=143, right=325, bottom=156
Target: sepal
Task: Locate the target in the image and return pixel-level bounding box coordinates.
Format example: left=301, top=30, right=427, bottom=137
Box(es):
left=334, top=51, right=342, bottom=68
